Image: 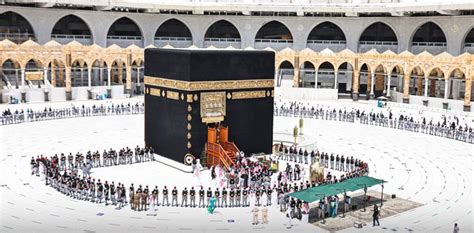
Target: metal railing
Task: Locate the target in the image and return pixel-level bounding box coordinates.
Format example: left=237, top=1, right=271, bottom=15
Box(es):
left=359, top=41, right=398, bottom=45
left=412, top=42, right=447, bottom=47
left=0, top=32, right=35, bottom=41
left=464, top=43, right=474, bottom=47
left=255, top=38, right=293, bottom=43
left=204, top=37, right=241, bottom=42
left=107, top=35, right=142, bottom=40
left=154, top=36, right=192, bottom=41
left=307, top=40, right=346, bottom=44
left=51, top=34, right=92, bottom=39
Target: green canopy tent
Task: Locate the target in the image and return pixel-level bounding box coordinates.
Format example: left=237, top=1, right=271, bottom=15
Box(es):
left=288, top=176, right=386, bottom=209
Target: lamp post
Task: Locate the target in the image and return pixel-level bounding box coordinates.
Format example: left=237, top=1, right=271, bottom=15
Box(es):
left=293, top=125, right=299, bottom=145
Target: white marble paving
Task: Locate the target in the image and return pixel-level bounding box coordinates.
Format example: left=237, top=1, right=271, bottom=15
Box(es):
left=0, top=100, right=472, bottom=233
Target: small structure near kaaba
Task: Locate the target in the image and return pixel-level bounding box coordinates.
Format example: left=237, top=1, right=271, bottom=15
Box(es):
left=144, top=48, right=275, bottom=168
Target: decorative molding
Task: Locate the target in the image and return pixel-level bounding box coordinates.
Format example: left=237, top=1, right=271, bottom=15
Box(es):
left=232, top=90, right=267, bottom=99
left=144, top=76, right=274, bottom=91
left=166, top=90, right=179, bottom=100
left=149, top=88, right=161, bottom=97
left=186, top=94, right=194, bottom=103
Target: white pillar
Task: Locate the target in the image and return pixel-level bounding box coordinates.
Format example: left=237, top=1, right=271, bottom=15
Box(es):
left=386, top=73, right=391, bottom=97
left=20, top=68, right=25, bottom=89
left=315, top=68, right=318, bottom=89
left=444, top=79, right=449, bottom=99
left=334, top=69, right=338, bottom=89
left=43, top=67, right=49, bottom=86
left=107, top=68, right=111, bottom=87
left=424, top=78, right=429, bottom=97
left=135, top=67, right=138, bottom=84
left=88, top=67, right=92, bottom=88
left=370, top=72, right=375, bottom=96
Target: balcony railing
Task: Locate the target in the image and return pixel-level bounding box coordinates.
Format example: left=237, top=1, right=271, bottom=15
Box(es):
left=360, top=41, right=398, bottom=45
left=107, top=35, right=142, bottom=40
left=412, top=42, right=447, bottom=47
left=154, top=36, right=192, bottom=41
left=51, top=34, right=92, bottom=39
left=464, top=42, right=474, bottom=47
left=204, top=37, right=241, bottom=42
left=0, top=32, right=35, bottom=42
left=255, top=39, right=293, bottom=43
left=307, top=40, right=346, bottom=45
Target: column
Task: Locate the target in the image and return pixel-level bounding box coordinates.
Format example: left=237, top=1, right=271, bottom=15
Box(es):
left=463, top=79, right=472, bottom=111
left=444, top=78, right=449, bottom=99
left=20, top=68, right=26, bottom=102
left=107, top=67, right=112, bottom=98
left=293, top=67, right=300, bottom=88
left=125, top=66, right=132, bottom=94
left=88, top=67, right=92, bottom=88
left=370, top=71, right=375, bottom=99
left=386, top=73, right=391, bottom=97
left=403, top=73, right=410, bottom=103
left=51, top=63, right=56, bottom=87
left=423, top=77, right=428, bottom=97
left=88, top=67, right=92, bottom=100
left=107, top=67, right=111, bottom=87
left=43, top=67, right=49, bottom=101
left=334, top=68, right=338, bottom=89
left=20, top=68, right=25, bottom=89
left=118, top=63, right=123, bottom=84
left=43, top=67, right=49, bottom=85
left=65, top=66, right=72, bottom=100
left=314, top=68, right=319, bottom=89
left=352, top=70, right=359, bottom=101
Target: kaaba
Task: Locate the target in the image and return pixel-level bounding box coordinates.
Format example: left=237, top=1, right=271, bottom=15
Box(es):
left=144, top=48, right=275, bottom=166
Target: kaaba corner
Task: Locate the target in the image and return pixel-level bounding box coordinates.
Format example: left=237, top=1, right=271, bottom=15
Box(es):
left=144, top=48, right=275, bottom=166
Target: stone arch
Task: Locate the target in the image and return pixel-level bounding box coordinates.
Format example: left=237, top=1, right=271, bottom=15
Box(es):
left=204, top=19, right=241, bottom=48
left=277, top=60, right=294, bottom=87
left=317, top=61, right=336, bottom=89
left=107, top=17, right=143, bottom=47
left=71, top=59, right=88, bottom=87
left=154, top=18, right=193, bottom=48
left=2, top=59, right=21, bottom=88
left=91, top=59, right=108, bottom=87
left=254, top=20, right=293, bottom=50
left=462, top=27, right=474, bottom=53
left=47, top=59, right=66, bottom=87
left=110, top=59, right=127, bottom=85
left=447, top=68, right=466, bottom=100
left=336, top=62, right=354, bottom=94
left=51, top=14, right=93, bottom=45
left=299, top=61, right=316, bottom=88
left=306, top=21, right=346, bottom=52
left=389, top=64, right=405, bottom=93
left=410, top=21, right=447, bottom=54
left=0, top=11, right=36, bottom=43
left=426, top=67, right=446, bottom=98
left=358, top=22, right=398, bottom=53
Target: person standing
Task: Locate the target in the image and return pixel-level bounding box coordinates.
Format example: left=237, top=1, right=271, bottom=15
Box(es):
left=252, top=205, right=259, bottom=225
left=181, top=187, right=188, bottom=207
left=261, top=204, right=268, bottom=224
left=171, top=187, right=178, bottom=207
left=162, top=186, right=169, bottom=206
left=198, top=186, right=205, bottom=208
left=206, top=187, right=212, bottom=207
left=453, top=223, right=460, bottom=233
left=372, top=204, right=380, bottom=226
left=189, top=187, right=196, bottom=208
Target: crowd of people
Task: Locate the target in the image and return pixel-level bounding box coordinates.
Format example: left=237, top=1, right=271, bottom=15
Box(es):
left=1, top=102, right=144, bottom=125
left=31, top=144, right=368, bottom=221
left=274, top=101, right=474, bottom=144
